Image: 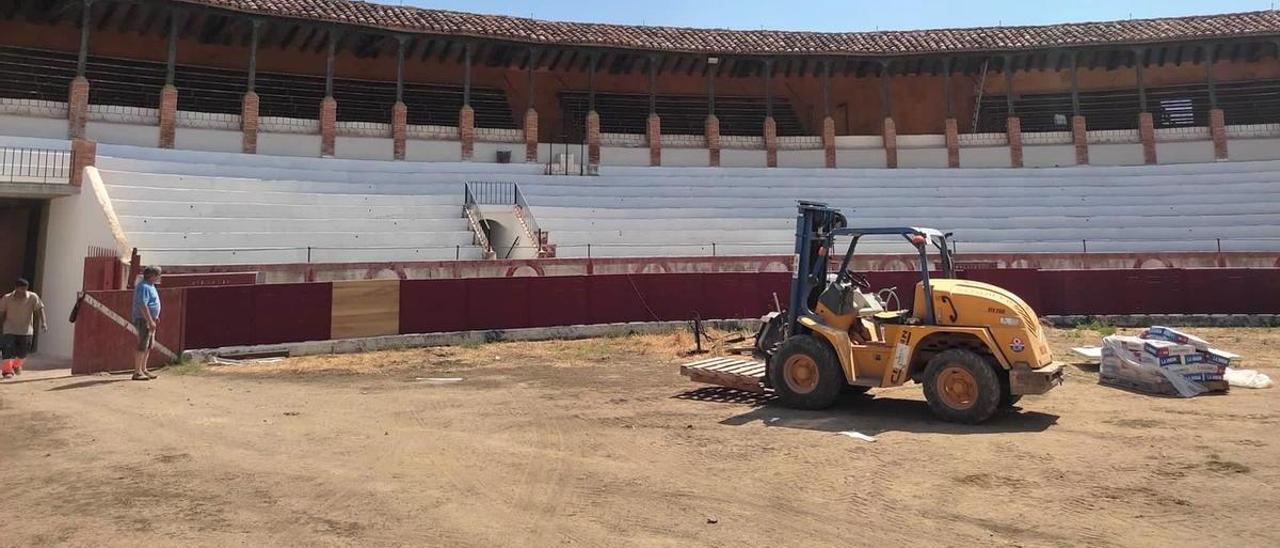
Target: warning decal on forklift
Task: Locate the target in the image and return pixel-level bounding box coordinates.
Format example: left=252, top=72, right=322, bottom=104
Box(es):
left=892, top=343, right=911, bottom=373
left=1010, top=338, right=1026, bottom=353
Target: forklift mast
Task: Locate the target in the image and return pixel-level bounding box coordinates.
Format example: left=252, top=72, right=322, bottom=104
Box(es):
left=786, top=201, right=846, bottom=336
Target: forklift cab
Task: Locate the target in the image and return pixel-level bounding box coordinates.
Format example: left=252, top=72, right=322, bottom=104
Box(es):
left=786, top=202, right=956, bottom=343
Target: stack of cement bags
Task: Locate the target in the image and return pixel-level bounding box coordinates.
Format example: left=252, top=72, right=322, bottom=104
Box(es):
left=1100, top=326, right=1237, bottom=397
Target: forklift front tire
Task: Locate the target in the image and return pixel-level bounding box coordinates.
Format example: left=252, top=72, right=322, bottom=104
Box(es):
left=769, top=335, right=845, bottom=410
left=922, top=349, right=1002, bottom=424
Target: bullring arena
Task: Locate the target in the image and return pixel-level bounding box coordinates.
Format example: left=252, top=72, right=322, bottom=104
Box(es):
left=1, top=0, right=1279, bottom=546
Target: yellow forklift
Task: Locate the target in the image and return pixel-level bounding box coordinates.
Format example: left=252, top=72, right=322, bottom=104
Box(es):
left=682, top=202, right=1063, bottom=423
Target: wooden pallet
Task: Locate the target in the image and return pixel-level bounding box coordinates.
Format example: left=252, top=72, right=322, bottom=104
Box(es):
left=680, top=357, right=768, bottom=393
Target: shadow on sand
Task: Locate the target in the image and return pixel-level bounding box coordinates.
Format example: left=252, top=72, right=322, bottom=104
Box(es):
left=675, top=386, right=1058, bottom=436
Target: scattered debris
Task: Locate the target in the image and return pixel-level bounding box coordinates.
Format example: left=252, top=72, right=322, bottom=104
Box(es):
left=283, top=411, right=300, bottom=416
left=839, top=431, right=877, bottom=443
left=1224, top=368, right=1274, bottom=389
left=706, top=516, right=719, bottom=525
left=414, top=377, right=464, bottom=384
left=1071, top=346, right=1102, bottom=361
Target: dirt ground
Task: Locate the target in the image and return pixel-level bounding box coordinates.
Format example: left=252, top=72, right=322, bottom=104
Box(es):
left=2, top=327, right=1278, bottom=547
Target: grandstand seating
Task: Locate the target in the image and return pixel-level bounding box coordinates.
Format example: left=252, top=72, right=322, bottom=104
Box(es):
left=519, top=163, right=1280, bottom=256
left=30, top=140, right=1280, bottom=266
left=91, top=145, right=536, bottom=265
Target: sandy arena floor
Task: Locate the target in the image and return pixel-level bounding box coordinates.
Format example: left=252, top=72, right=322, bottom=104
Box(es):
left=2, top=327, right=1278, bottom=547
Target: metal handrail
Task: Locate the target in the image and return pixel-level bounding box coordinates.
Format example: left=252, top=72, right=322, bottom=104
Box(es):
left=0, top=146, right=72, bottom=184
left=462, top=184, right=494, bottom=255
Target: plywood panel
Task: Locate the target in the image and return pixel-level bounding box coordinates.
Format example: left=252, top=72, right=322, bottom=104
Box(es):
left=331, top=280, right=401, bottom=339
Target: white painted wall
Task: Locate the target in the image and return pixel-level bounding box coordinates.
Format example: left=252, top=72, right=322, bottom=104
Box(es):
left=898, top=148, right=948, bottom=168
left=1228, top=138, right=1280, bottom=161
left=721, top=149, right=766, bottom=168
left=175, top=127, right=242, bottom=153
left=39, top=168, right=126, bottom=359
left=836, top=148, right=887, bottom=168
left=0, top=114, right=67, bottom=139
left=406, top=139, right=462, bottom=162
left=663, top=147, right=707, bottom=167
left=1157, top=141, right=1215, bottom=165
left=87, top=121, right=156, bottom=147
left=1090, top=143, right=1144, bottom=166
left=258, top=133, right=321, bottom=157
left=335, top=136, right=394, bottom=161
left=1023, top=145, right=1076, bottom=168
left=777, top=149, right=824, bottom=168
left=600, top=146, right=650, bottom=167
left=959, top=147, right=1010, bottom=168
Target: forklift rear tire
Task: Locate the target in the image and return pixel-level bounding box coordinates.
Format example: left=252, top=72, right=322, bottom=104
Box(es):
left=922, top=349, right=1002, bottom=424
left=769, top=335, right=845, bottom=410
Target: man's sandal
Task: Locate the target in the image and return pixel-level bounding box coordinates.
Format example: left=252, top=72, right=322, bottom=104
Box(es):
left=131, top=374, right=151, bottom=381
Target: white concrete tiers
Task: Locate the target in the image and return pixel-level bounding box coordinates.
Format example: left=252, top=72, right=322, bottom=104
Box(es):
left=516, top=163, right=1280, bottom=256
left=93, top=144, right=510, bottom=265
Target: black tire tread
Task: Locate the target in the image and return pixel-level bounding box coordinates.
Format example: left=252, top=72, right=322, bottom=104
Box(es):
left=922, top=348, right=1002, bottom=424
left=768, top=335, right=845, bottom=410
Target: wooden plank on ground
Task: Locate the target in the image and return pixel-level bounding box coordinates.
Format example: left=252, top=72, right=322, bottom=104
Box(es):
left=331, top=279, right=401, bottom=340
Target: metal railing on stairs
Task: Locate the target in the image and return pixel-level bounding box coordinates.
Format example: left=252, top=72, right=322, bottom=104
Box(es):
left=462, top=183, right=496, bottom=259
left=465, top=181, right=555, bottom=258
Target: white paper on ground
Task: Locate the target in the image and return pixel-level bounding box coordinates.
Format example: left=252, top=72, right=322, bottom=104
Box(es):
left=1071, top=347, right=1102, bottom=361
left=839, top=431, right=877, bottom=442
left=1224, top=368, right=1274, bottom=389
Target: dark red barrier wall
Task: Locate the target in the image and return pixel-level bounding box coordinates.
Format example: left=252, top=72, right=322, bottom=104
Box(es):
left=72, top=288, right=186, bottom=375
left=183, top=283, right=331, bottom=349
left=76, top=269, right=1280, bottom=371
left=399, top=272, right=791, bottom=336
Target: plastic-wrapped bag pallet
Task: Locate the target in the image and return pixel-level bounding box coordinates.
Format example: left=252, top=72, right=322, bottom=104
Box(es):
left=1099, top=335, right=1228, bottom=397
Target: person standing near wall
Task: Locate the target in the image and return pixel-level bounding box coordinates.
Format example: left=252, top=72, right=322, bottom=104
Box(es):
left=0, top=278, right=47, bottom=379
left=132, top=266, right=163, bottom=381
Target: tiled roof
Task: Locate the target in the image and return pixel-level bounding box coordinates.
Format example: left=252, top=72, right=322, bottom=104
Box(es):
left=180, top=1, right=1280, bottom=55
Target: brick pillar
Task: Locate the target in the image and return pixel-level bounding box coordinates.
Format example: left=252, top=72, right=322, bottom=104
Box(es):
left=1007, top=116, right=1023, bottom=168
left=320, top=96, right=337, bottom=157
left=944, top=118, right=960, bottom=168
left=763, top=116, right=778, bottom=168
left=883, top=117, right=897, bottom=169
left=241, top=91, right=259, bottom=154
left=391, top=101, right=407, bottom=160
left=523, top=108, right=538, bottom=162
left=647, top=113, right=662, bottom=167
left=586, top=110, right=601, bottom=166
left=1138, top=112, right=1156, bottom=165
left=822, top=116, right=836, bottom=168
left=67, top=76, right=90, bottom=139
left=1072, top=115, right=1089, bottom=165
left=706, top=115, right=721, bottom=167
left=158, top=84, right=178, bottom=149
left=458, top=105, right=475, bottom=161
left=1209, top=108, right=1228, bottom=160
left=69, top=138, right=96, bottom=187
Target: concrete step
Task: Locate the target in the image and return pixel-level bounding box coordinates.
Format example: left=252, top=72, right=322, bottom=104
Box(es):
left=142, top=245, right=488, bottom=266
left=548, top=224, right=1275, bottom=246
left=539, top=212, right=1280, bottom=232
left=118, top=215, right=470, bottom=233
left=100, top=171, right=466, bottom=196
left=128, top=230, right=478, bottom=249
left=109, top=200, right=463, bottom=220
left=103, top=184, right=460, bottom=207
left=530, top=200, right=1280, bottom=219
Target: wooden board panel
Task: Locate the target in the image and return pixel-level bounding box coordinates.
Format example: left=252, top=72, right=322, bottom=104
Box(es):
left=331, top=280, right=401, bottom=340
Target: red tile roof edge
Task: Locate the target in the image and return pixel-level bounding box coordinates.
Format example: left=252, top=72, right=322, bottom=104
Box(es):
left=176, top=1, right=1280, bottom=56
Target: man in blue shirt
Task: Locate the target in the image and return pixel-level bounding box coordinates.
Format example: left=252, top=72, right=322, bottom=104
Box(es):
left=132, top=266, right=162, bottom=381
